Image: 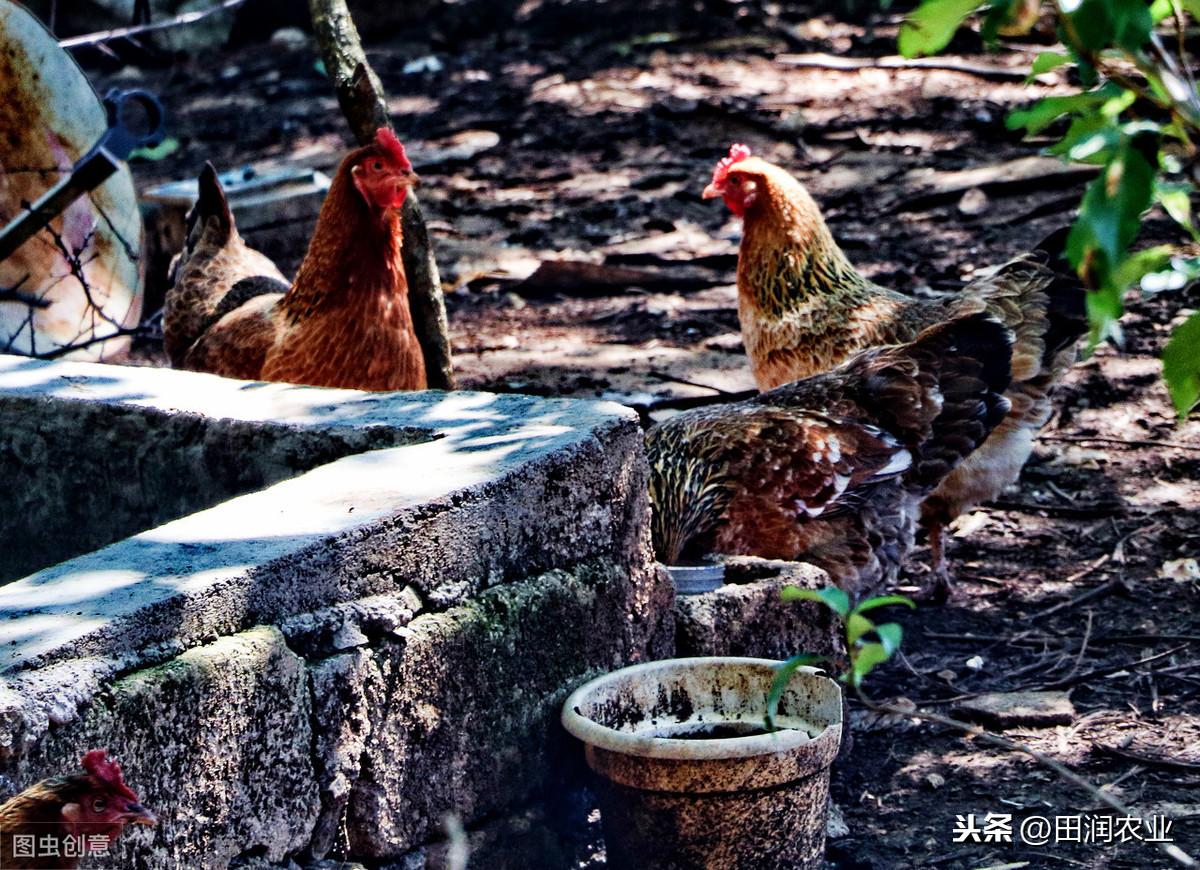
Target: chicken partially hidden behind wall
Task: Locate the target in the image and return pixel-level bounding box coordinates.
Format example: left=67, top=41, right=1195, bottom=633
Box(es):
left=164, top=128, right=428, bottom=391
left=0, top=749, right=156, bottom=869
left=647, top=313, right=1013, bottom=600
left=703, top=144, right=1087, bottom=593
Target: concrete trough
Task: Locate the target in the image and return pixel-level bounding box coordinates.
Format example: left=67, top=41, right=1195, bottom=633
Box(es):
left=0, top=355, right=837, bottom=868
left=0, top=354, right=674, bottom=867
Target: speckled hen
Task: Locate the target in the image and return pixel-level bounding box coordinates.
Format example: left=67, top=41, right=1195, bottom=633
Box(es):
left=164, top=128, right=426, bottom=391
left=647, top=314, right=1013, bottom=598
left=703, top=144, right=1086, bottom=584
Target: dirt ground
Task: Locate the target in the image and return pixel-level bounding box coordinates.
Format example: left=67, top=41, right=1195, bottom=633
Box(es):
left=74, top=2, right=1200, bottom=867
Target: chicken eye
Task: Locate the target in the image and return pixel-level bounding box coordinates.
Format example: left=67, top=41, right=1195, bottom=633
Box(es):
left=371, top=160, right=384, bottom=171
left=91, top=798, right=107, bottom=813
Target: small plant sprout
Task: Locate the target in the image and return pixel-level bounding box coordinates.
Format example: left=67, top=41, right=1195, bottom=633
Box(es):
left=764, top=587, right=914, bottom=730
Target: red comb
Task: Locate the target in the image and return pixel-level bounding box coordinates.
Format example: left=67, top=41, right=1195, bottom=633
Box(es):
left=374, top=127, right=412, bottom=171
left=81, top=750, right=139, bottom=802
left=711, top=143, right=752, bottom=187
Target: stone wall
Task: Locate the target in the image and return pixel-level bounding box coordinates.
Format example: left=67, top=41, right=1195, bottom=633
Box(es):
left=0, top=356, right=829, bottom=869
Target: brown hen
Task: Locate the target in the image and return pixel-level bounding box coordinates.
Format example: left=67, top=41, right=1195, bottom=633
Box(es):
left=164, top=128, right=427, bottom=391
left=703, top=145, right=1086, bottom=581
left=647, top=313, right=1012, bottom=598
left=0, top=750, right=155, bottom=869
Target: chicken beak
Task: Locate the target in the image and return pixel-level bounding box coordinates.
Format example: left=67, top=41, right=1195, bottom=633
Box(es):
left=124, top=803, right=158, bottom=826
left=701, top=182, right=723, bottom=200
left=405, top=170, right=421, bottom=189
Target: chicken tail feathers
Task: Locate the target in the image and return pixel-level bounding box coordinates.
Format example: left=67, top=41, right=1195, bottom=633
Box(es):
left=192, top=162, right=235, bottom=243
left=903, top=313, right=1014, bottom=493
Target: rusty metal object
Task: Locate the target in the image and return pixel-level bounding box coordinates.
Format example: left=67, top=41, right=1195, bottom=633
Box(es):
left=563, top=657, right=843, bottom=869
left=0, top=89, right=163, bottom=262
left=0, top=0, right=145, bottom=360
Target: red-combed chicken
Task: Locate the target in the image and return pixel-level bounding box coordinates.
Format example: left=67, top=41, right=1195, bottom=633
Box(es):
left=647, top=313, right=1012, bottom=598
left=702, top=144, right=1086, bottom=589
left=164, top=128, right=427, bottom=391
left=0, top=749, right=156, bottom=869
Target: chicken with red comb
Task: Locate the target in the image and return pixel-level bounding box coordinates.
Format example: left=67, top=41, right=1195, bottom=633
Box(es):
left=164, top=126, right=428, bottom=390
left=0, top=749, right=156, bottom=869
left=701, top=144, right=1086, bottom=596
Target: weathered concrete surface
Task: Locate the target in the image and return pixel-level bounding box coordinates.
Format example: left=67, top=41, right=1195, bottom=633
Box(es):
left=0, top=399, right=423, bottom=583
left=674, top=558, right=843, bottom=661
left=0, top=355, right=674, bottom=868
left=1, top=627, right=317, bottom=868
left=345, top=562, right=671, bottom=857
left=0, top=355, right=650, bottom=679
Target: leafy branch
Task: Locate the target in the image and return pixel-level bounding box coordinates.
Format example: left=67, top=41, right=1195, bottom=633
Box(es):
left=767, top=586, right=1197, bottom=868
left=899, top=0, right=1200, bottom=417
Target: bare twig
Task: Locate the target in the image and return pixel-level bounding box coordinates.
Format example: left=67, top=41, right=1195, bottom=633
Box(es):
left=58, top=0, right=249, bottom=49
left=776, top=53, right=1035, bottom=82
left=1029, top=644, right=1188, bottom=691
left=859, top=690, right=1197, bottom=868
left=987, top=499, right=1128, bottom=518
left=646, top=371, right=742, bottom=396
left=1062, top=610, right=1094, bottom=683
left=630, top=388, right=759, bottom=427
left=1031, top=577, right=1131, bottom=623
left=1095, top=743, right=1200, bottom=772
left=1041, top=434, right=1200, bottom=451
left=308, top=0, right=454, bottom=390
left=24, top=325, right=151, bottom=360
left=0, top=276, right=49, bottom=310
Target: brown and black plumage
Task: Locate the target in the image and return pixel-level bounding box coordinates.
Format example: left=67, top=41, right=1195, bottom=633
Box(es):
left=0, top=750, right=155, bottom=869
left=164, top=128, right=427, bottom=391
left=703, top=145, right=1087, bottom=580
left=647, top=313, right=1013, bottom=598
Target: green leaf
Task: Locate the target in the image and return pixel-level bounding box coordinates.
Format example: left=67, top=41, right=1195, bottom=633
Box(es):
left=1006, top=84, right=1119, bottom=135
left=846, top=612, right=875, bottom=646
left=1156, top=182, right=1199, bottom=239
left=1112, top=244, right=1177, bottom=290
left=1067, top=136, right=1157, bottom=304
left=781, top=585, right=851, bottom=617
left=765, top=654, right=826, bottom=730
left=898, top=0, right=985, bottom=58
left=854, top=594, right=917, bottom=614
left=1085, top=286, right=1125, bottom=347
left=1150, top=0, right=1175, bottom=22
left=1047, top=114, right=1120, bottom=164
left=875, top=622, right=905, bottom=655
left=850, top=643, right=892, bottom=687
left=1164, top=311, right=1200, bottom=417
left=1066, top=0, right=1153, bottom=52
left=980, top=0, right=1012, bottom=45
left=128, top=136, right=180, bottom=162
left=1030, top=50, right=1073, bottom=77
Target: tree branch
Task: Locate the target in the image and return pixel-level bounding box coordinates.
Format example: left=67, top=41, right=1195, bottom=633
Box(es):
left=308, top=0, right=455, bottom=391
left=0, top=276, right=50, bottom=310
left=58, top=0, right=249, bottom=49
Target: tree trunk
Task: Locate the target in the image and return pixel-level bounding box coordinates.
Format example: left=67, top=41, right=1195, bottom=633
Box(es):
left=309, top=0, right=455, bottom=390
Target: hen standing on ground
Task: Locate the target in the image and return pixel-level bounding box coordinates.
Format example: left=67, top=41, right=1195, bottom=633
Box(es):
left=0, top=749, right=156, bottom=869
left=647, top=313, right=1012, bottom=598
left=702, top=144, right=1087, bottom=591
left=164, top=128, right=427, bottom=391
